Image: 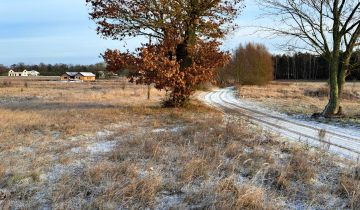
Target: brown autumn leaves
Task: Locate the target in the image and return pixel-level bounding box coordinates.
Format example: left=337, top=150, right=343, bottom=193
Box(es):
left=86, top=0, right=247, bottom=107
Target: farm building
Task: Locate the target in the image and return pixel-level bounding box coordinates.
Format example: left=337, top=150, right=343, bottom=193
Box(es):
left=61, top=72, right=78, bottom=81
left=8, top=70, right=40, bottom=77
left=75, top=72, right=96, bottom=81
left=61, top=72, right=96, bottom=81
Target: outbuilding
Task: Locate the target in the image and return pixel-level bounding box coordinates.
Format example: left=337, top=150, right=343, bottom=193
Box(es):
left=61, top=72, right=78, bottom=81
left=75, top=72, right=96, bottom=81
left=61, top=72, right=96, bottom=81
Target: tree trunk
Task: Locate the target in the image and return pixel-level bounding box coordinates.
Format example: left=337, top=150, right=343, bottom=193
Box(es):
left=336, top=55, right=351, bottom=115
left=160, top=42, right=193, bottom=107
left=166, top=26, right=195, bottom=107
left=322, top=59, right=340, bottom=117
left=322, top=1, right=341, bottom=118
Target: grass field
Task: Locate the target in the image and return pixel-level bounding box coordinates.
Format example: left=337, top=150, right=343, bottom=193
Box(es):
left=237, top=81, right=360, bottom=126
left=0, top=79, right=359, bottom=209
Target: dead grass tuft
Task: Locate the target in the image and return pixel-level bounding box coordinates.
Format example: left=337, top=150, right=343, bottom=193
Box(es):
left=122, top=175, right=162, bottom=207
left=286, top=148, right=315, bottom=182
left=225, top=142, right=243, bottom=158
left=271, top=148, right=315, bottom=191
left=181, top=158, right=210, bottom=182
left=304, top=87, right=328, bottom=98
left=52, top=174, right=95, bottom=209
left=338, top=174, right=360, bottom=209
left=0, top=165, right=4, bottom=178
left=144, top=139, right=164, bottom=160
left=304, top=86, right=360, bottom=100
left=263, top=148, right=315, bottom=192
left=215, top=178, right=273, bottom=209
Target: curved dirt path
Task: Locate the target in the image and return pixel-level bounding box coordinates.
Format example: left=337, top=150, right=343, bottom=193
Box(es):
left=199, top=87, right=360, bottom=160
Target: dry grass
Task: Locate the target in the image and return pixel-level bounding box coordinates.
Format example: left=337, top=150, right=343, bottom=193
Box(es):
left=181, top=158, right=210, bottom=182
left=237, top=81, right=360, bottom=125
left=0, top=78, right=358, bottom=209
left=337, top=169, right=360, bottom=209
left=215, top=179, right=273, bottom=209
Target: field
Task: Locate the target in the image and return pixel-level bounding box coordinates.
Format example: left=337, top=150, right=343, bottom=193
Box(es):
left=0, top=78, right=359, bottom=209
left=237, top=81, right=360, bottom=126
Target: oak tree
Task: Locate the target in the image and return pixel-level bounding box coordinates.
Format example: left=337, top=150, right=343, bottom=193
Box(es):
left=86, top=0, right=244, bottom=107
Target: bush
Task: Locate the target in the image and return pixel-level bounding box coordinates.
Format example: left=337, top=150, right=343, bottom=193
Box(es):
left=218, top=43, right=274, bottom=85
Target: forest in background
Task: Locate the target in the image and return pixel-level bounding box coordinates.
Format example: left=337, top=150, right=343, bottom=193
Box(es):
left=273, top=50, right=360, bottom=81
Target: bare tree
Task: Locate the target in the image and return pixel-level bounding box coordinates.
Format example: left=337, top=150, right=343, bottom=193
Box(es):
left=258, top=0, right=360, bottom=117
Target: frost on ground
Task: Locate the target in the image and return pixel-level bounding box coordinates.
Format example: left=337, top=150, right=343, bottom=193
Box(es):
left=2, top=105, right=359, bottom=209
left=86, top=141, right=117, bottom=154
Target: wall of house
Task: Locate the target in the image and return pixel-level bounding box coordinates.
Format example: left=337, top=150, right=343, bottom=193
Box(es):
left=79, top=76, right=96, bottom=81
left=61, top=76, right=69, bottom=80
left=8, top=70, right=40, bottom=77
left=9, top=72, right=22, bottom=77
left=60, top=74, right=95, bottom=81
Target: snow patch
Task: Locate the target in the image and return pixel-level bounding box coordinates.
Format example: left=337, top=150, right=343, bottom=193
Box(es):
left=152, top=128, right=167, bottom=133
left=70, top=147, right=82, bottom=154
left=152, top=126, right=185, bottom=133
left=86, top=141, right=117, bottom=154
left=96, top=130, right=113, bottom=138
left=42, top=160, right=84, bottom=182
left=156, top=194, right=183, bottom=209
left=16, top=146, right=34, bottom=153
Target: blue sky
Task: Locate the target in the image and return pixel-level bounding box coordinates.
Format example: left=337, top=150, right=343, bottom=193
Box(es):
left=0, top=0, right=282, bottom=66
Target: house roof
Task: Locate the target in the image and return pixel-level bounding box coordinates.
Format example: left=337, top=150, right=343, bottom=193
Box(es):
left=9, top=70, right=24, bottom=73
left=65, top=72, right=78, bottom=77
left=78, top=72, right=96, bottom=77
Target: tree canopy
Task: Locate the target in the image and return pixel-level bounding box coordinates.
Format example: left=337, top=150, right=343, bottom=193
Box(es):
left=86, top=0, right=244, bottom=106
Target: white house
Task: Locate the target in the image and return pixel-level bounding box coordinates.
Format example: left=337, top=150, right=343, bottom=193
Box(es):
left=8, top=70, right=40, bottom=77
left=8, top=70, right=22, bottom=77
left=27, top=70, right=40, bottom=76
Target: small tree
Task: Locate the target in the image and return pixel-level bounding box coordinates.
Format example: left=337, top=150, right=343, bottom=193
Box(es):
left=86, top=0, right=244, bottom=107
left=218, top=43, right=274, bottom=85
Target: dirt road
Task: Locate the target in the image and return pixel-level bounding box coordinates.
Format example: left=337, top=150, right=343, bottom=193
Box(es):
left=200, top=87, right=360, bottom=160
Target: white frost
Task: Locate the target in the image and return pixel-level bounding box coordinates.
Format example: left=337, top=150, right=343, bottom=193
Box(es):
left=86, top=141, right=117, bottom=154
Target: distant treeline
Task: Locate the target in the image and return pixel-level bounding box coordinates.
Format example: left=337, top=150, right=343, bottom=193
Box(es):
left=273, top=51, right=360, bottom=80
left=0, top=63, right=107, bottom=76
left=1, top=50, right=359, bottom=81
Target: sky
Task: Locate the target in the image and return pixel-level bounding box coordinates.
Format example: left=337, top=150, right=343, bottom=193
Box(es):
left=0, top=0, right=283, bottom=66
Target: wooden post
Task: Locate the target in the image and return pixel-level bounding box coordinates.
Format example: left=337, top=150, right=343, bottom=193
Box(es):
left=147, top=35, right=152, bottom=100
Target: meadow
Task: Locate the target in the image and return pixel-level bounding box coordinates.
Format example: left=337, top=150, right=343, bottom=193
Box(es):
left=0, top=78, right=359, bottom=209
